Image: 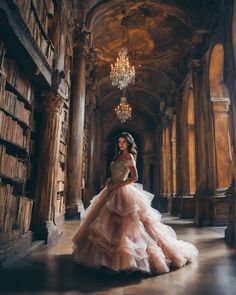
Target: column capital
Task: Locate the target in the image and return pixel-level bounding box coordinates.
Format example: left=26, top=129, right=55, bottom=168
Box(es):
left=161, top=115, right=170, bottom=128
left=191, top=59, right=203, bottom=72
left=86, top=89, right=97, bottom=110
left=210, top=97, right=230, bottom=113
left=52, top=70, right=69, bottom=99
left=41, top=90, right=64, bottom=114
left=165, top=107, right=175, bottom=119
left=74, top=29, right=92, bottom=56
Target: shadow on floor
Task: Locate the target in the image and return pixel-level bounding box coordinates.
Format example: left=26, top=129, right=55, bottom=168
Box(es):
left=0, top=254, right=156, bottom=293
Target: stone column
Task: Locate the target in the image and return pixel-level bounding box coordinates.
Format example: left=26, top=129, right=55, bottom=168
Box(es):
left=159, top=116, right=171, bottom=213
left=35, top=91, right=64, bottom=243
left=175, top=93, right=184, bottom=215
left=211, top=97, right=232, bottom=225
left=165, top=126, right=172, bottom=196
left=225, top=0, right=236, bottom=246
left=211, top=97, right=232, bottom=188
left=66, top=32, right=88, bottom=219
left=143, top=153, right=155, bottom=191
left=93, top=111, right=103, bottom=191
left=179, top=86, right=196, bottom=219
left=152, top=129, right=162, bottom=210
left=171, top=116, right=177, bottom=196
left=233, top=4, right=236, bottom=248
left=161, top=129, right=168, bottom=196
left=85, top=93, right=97, bottom=205
left=192, top=60, right=214, bottom=225
left=170, top=117, right=181, bottom=215
left=143, top=154, right=150, bottom=191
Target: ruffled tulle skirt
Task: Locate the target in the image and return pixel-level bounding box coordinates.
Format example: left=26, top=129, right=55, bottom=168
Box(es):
left=72, top=184, right=198, bottom=274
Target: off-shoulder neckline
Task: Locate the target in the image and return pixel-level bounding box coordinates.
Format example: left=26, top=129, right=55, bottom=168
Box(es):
left=111, top=153, right=135, bottom=166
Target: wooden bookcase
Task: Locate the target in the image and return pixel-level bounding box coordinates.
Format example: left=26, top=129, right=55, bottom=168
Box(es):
left=56, top=102, right=69, bottom=221
left=0, top=0, right=71, bottom=252
left=0, top=40, right=35, bottom=244
left=13, top=0, right=55, bottom=67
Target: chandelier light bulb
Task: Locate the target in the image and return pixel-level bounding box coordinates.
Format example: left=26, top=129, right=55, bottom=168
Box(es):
left=115, top=96, right=132, bottom=123
left=110, top=47, right=135, bottom=90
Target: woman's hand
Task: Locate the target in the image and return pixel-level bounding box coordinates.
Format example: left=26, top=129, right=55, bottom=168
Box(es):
left=106, top=183, right=117, bottom=192
left=105, top=178, right=112, bottom=185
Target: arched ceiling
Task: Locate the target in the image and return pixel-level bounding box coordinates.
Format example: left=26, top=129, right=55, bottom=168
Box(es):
left=84, top=0, right=220, bottom=129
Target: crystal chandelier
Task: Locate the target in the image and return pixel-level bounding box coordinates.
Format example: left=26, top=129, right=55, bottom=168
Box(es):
left=110, top=47, right=135, bottom=90
left=115, top=96, right=132, bottom=123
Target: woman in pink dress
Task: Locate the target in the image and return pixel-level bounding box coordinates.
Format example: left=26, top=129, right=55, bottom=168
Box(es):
left=72, top=132, right=198, bottom=274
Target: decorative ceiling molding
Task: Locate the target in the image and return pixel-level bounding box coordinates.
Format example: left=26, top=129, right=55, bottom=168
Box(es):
left=85, top=0, right=192, bottom=32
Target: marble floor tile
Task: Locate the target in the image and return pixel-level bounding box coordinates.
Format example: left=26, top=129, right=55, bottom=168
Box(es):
left=0, top=215, right=236, bottom=295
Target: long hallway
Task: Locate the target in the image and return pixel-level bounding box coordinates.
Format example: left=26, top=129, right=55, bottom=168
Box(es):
left=1, top=216, right=236, bottom=295
left=1, top=1, right=236, bottom=293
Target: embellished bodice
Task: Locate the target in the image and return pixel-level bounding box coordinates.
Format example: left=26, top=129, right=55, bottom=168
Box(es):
left=110, top=160, right=130, bottom=184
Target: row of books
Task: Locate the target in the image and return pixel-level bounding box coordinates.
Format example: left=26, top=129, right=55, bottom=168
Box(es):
left=57, top=180, right=64, bottom=193
left=13, top=0, right=55, bottom=67
left=0, top=73, right=5, bottom=96
left=57, top=163, right=65, bottom=179
left=0, top=184, right=18, bottom=242
left=32, top=0, right=54, bottom=31
left=58, top=152, right=65, bottom=164
left=28, top=10, right=54, bottom=67
left=0, top=110, right=29, bottom=148
left=18, top=196, right=33, bottom=233
left=0, top=89, right=31, bottom=125
left=14, top=0, right=54, bottom=32
left=0, top=183, right=33, bottom=242
left=3, top=58, right=34, bottom=104
left=83, top=128, right=89, bottom=153
left=0, top=41, right=6, bottom=70
left=0, top=145, right=27, bottom=180
left=59, top=141, right=66, bottom=155
left=60, top=123, right=67, bottom=143
left=55, top=195, right=64, bottom=216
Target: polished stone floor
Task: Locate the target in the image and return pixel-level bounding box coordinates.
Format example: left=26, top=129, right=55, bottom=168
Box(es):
left=1, top=215, right=236, bottom=295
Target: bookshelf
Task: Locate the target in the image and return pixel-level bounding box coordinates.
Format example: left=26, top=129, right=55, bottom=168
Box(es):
left=13, top=0, right=55, bottom=67
left=56, top=103, right=69, bottom=219
left=0, top=40, right=36, bottom=244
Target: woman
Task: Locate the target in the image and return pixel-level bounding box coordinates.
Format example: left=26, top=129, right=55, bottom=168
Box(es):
left=72, top=132, right=198, bottom=274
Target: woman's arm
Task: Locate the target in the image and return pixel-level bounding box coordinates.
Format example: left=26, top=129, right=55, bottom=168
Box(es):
left=106, top=154, right=138, bottom=192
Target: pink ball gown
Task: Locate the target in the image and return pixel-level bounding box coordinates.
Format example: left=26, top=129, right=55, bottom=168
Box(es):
left=72, top=154, right=198, bottom=274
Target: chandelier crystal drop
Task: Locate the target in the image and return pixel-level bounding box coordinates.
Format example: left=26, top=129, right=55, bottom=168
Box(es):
left=115, top=96, right=132, bottom=123
left=110, top=47, right=135, bottom=90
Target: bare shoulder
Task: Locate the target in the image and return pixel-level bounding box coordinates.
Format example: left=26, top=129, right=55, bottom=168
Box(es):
left=126, top=153, right=135, bottom=160
left=125, top=153, right=136, bottom=167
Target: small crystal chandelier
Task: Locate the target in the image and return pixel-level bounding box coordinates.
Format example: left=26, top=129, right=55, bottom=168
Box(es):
left=110, top=47, right=135, bottom=90
left=115, top=96, right=132, bottom=123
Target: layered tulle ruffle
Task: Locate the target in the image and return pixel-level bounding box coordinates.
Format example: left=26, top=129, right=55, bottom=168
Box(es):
left=72, top=184, right=198, bottom=274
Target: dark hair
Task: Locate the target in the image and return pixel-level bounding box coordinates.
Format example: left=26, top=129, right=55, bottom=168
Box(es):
left=114, top=132, right=137, bottom=160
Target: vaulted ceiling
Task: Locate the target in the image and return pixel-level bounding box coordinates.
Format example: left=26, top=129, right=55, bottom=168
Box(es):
left=83, top=0, right=221, bottom=131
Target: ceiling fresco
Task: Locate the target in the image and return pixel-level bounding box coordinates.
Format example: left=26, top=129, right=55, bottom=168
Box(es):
left=83, top=0, right=221, bottom=129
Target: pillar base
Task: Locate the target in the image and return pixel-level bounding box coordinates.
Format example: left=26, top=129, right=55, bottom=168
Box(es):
left=180, top=195, right=195, bottom=219
left=85, top=186, right=96, bottom=208
left=34, top=219, right=63, bottom=244
left=157, top=196, right=168, bottom=213
left=225, top=223, right=235, bottom=246
left=170, top=196, right=181, bottom=216
left=65, top=201, right=84, bottom=220
left=194, top=194, right=213, bottom=226
left=211, top=189, right=231, bottom=226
